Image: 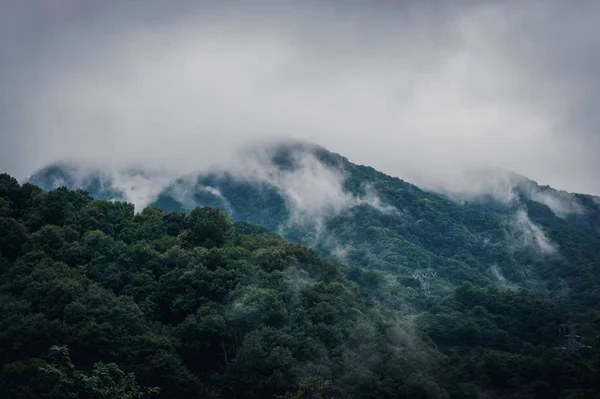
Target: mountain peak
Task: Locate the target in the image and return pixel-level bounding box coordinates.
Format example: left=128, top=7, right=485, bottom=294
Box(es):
left=239, top=139, right=348, bottom=172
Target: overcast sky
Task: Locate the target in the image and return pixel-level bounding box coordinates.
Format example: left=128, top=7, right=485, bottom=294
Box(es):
left=1, top=0, right=599, bottom=195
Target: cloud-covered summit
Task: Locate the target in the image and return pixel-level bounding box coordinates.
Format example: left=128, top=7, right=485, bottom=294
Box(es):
left=2, top=1, right=600, bottom=197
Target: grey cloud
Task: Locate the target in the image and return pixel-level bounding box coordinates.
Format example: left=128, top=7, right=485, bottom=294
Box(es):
left=33, top=161, right=177, bottom=211
left=222, top=145, right=397, bottom=240
left=521, top=185, right=585, bottom=218
left=510, top=209, right=557, bottom=255
left=435, top=167, right=587, bottom=218
left=1, top=0, right=599, bottom=196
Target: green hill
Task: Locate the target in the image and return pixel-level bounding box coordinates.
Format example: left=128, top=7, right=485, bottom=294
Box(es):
left=17, top=142, right=600, bottom=398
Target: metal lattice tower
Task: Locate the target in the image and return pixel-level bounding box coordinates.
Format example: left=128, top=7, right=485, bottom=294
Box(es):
left=412, top=268, right=437, bottom=298
left=557, top=324, right=591, bottom=354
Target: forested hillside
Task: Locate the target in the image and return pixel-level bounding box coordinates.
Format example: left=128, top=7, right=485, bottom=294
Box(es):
left=11, top=142, right=600, bottom=398
left=0, top=174, right=454, bottom=398
left=30, top=143, right=600, bottom=308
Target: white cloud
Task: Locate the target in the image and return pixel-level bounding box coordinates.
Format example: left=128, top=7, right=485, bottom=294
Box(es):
left=224, top=143, right=397, bottom=238
left=108, top=169, right=176, bottom=211
left=522, top=187, right=584, bottom=218
left=431, top=167, right=586, bottom=219
left=511, top=209, right=557, bottom=255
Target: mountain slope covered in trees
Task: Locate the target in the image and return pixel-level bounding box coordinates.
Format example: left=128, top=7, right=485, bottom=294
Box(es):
left=12, top=142, right=600, bottom=398
left=1, top=174, right=452, bottom=398
left=30, top=143, right=600, bottom=306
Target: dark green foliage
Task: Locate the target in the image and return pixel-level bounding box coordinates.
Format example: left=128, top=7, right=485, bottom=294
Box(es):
left=233, top=221, right=272, bottom=236
left=12, top=145, right=600, bottom=399
left=2, top=178, right=453, bottom=398
left=40, top=345, right=159, bottom=398
left=0, top=217, right=28, bottom=261
left=185, top=207, right=233, bottom=248
left=149, top=194, right=187, bottom=214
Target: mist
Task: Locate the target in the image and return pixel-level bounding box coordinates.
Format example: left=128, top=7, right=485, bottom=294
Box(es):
left=511, top=209, right=557, bottom=255
left=2, top=0, right=600, bottom=196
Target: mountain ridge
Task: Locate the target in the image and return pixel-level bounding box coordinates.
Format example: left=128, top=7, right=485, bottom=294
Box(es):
left=27, top=142, right=600, bottom=298
left=3, top=142, right=600, bottom=397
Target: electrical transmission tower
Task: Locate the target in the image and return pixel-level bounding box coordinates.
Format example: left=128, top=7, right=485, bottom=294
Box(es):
left=557, top=324, right=591, bottom=354
left=412, top=268, right=437, bottom=298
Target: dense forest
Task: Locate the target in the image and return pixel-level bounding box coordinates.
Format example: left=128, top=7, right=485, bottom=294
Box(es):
left=0, top=173, right=452, bottom=398
left=4, top=143, right=600, bottom=398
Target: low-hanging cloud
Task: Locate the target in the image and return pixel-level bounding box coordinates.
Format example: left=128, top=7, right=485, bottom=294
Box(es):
left=510, top=209, right=557, bottom=255
left=31, top=161, right=176, bottom=211
left=166, top=177, right=234, bottom=216
left=438, top=167, right=587, bottom=218
left=490, top=264, right=519, bottom=291
left=1, top=0, right=600, bottom=196
left=138, top=142, right=398, bottom=238
left=520, top=185, right=585, bottom=218
left=221, top=144, right=398, bottom=238
left=108, top=169, right=176, bottom=211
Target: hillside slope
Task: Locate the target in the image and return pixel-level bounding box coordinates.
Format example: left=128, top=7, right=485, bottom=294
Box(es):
left=2, top=174, right=454, bottom=398
left=30, top=143, right=600, bottom=301
left=23, top=142, right=600, bottom=398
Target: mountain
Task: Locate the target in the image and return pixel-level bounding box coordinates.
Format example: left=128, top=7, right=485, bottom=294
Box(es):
left=14, top=141, right=600, bottom=398
left=29, top=142, right=600, bottom=291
